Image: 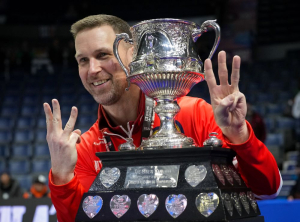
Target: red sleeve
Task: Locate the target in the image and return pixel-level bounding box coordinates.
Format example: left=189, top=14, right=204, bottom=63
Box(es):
left=177, top=97, right=282, bottom=199
left=49, top=170, right=86, bottom=222
left=222, top=121, right=282, bottom=199
left=48, top=123, right=103, bottom=222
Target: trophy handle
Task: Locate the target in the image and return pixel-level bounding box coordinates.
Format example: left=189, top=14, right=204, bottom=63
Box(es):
left=113, top=33, right=133, bottom=91
left=192, top=20, right=221, bottom=60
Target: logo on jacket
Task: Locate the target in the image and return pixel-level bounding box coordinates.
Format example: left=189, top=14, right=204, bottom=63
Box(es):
left=94, top=137, right=106, bottom=145
left=94, top=160, right=102, bottom=172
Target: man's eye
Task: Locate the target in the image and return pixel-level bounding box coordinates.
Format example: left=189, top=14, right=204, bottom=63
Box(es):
left=79, top=58, right=87, bottom=63
left=98, top=53, right=107, bottom=58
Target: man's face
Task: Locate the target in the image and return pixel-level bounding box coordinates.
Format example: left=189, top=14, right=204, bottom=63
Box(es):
left=33, top=183, right=45, bottom=192
left=75, top=25, right=131, bottom=105
left=0, top=173, right=10, bottom=186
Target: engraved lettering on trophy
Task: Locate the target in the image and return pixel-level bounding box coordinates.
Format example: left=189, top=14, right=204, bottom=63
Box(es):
left=82, top=196, right=103, bottom=219
left=228, top=165, right=242, bottom=186
left=212, top=164, right=225, bottom=185
left=221, top=193, right=233, bottom=216
left=196, top=192, right=219, bottom=217
left=247, top=191, right=258, bottom=213
left=239, top=192, right=250, bottom=214
left=137, top=194, right=159, bottom=218
left=165, top=194, right=187, bottom=218
left=231, top=192, right=242, bottom=216
left=99, top=167, right=120, bottom=188
left=185, top=165, right=207, bottom=187
left=220, top=164, right=234, bottom=186
left=110, top=195, right=131, bottom=218
left=124, top=165, right=179, bottom=188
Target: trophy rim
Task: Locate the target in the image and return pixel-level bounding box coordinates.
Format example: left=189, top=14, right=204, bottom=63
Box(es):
left=132, top=18, right=200, bottom=29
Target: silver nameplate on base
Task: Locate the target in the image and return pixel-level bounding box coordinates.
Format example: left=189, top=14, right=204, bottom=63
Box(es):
left=124, top=165, right=180, bottom=188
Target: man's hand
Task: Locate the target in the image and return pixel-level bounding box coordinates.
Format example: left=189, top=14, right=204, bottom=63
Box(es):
left=205, top=51, right=249, bottom=144
left=44, top=99, right=81, bottom=185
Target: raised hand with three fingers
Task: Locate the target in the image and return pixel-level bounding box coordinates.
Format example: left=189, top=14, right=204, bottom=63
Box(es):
left=204, top=50, right=249, bottom=144
left=43, top=99, right=81, bottom=185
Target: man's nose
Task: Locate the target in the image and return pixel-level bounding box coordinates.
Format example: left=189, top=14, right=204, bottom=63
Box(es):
left=88, top=58, right=102, bottom=75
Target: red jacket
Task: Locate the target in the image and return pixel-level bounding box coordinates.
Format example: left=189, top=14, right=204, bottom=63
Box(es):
left=49, top=94, right=281, bottom=222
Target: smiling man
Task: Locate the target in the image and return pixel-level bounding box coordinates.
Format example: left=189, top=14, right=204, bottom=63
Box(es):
left=43, top=15, right=281, bottom=222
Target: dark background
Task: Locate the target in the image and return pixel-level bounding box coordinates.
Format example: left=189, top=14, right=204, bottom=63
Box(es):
left=0, top=0, right=300, bottom=208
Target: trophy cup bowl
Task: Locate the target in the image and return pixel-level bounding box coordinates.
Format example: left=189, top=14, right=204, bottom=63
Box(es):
left=114, top=18, right=220, bottom=150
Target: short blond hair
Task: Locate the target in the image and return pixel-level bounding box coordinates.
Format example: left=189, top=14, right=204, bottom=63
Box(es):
left=70, top=14, right=132, bottom=39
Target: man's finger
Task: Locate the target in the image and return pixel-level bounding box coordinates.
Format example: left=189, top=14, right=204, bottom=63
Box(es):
left=231, top=55, right=241, bottom=91
left=228, top=92, right=245, bottom=113
left=213, top=94, right=234, bottom=127
left=73, top=129, right=82, bottom=144
left=204, top=58, right=217, bottom=91
left=229, top=93, right=239, bottom=112
left=219, top=94, right=235, bottom=112
left=69, top=131, right=81, bottom=146
left=62, top=106, right=78, bottom=139
left=218, top=51, right=229, bottom=86
left=43, top=102, right=53, bottom=132
left=52, top=99, right=62, bottom=130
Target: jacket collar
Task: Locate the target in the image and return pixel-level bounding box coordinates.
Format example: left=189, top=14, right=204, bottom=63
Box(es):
left=97, top=90, right=145, bottom=137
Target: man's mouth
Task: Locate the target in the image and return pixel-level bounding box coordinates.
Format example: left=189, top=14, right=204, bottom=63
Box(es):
left=93, top=79, right=109, bottom=86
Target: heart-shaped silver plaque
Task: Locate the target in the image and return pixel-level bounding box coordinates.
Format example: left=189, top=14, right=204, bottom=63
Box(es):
left=165, top=194, right=187, bottom=218
left=185, top=165, right=207, bottom=187
left=137, top=194, right=159, bottom=218
left=110, top=195, right=131, bottom=218
left=195, top=192, right=219, bottom=217
left=82, top=195, right=103, bottom=219
left=99, top=167, right=120, bottom=188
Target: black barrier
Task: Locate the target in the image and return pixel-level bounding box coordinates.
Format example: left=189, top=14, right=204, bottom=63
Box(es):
left=0, top=198, right=57, bottom=222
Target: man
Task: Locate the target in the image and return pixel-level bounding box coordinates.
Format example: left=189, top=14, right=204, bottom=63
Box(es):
left=44, top=15, right=282, bottom=222
left=23, top=174, right=51, bottom=198
left=0, top=170, right=23, bottom=199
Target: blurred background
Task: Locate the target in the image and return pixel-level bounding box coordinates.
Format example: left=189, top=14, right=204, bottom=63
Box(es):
left=0, top=0, right=300, bottom=220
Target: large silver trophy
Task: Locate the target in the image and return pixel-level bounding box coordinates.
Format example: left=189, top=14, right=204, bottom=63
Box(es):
left=113, top=18, right=220, bottom=150
left=76, top=19, right=264, bottom=221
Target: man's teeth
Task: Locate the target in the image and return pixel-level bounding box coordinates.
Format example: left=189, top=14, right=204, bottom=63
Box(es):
left=93, top=80, right=108, bottom=86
